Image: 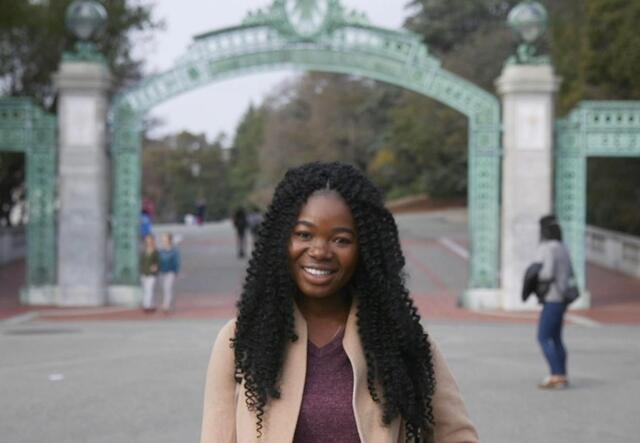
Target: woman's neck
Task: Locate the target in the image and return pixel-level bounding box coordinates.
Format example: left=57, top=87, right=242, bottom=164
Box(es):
left=296, top=292, right=350, bottom=347
left=296, top=292, right=350, bottom=321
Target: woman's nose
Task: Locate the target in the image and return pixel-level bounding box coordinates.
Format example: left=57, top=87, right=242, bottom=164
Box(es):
left=308, top=239, right=331, bottom=259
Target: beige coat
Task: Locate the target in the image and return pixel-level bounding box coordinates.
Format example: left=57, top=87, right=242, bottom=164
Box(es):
left=201, top=301, right=479, bottom=443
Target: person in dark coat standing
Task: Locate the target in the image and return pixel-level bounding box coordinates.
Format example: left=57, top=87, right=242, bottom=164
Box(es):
left=232, top=207, right=248, bottom=258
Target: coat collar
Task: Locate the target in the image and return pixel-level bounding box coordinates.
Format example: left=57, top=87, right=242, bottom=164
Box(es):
left=259, top=298, right=400, bottom=442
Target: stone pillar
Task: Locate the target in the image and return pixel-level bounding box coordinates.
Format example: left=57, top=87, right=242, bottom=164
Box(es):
left=55, top=61, right=111, bottom=306
left=496, top=64, right=561, bottom=310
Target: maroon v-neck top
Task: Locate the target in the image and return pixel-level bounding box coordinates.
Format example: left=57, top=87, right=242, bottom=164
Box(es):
left=293, top=329, right=361, bottom=443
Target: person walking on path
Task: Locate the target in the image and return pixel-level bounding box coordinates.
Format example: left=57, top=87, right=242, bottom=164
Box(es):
left=232, top=207, right=248, bottom=258
left=201, top=162, right=478, bottom=443
left=140, top=210, right=152, bottom=239
left=140, top=234, right=160, bottom=312
left=247, top=207, right=264, bottom=250
left=159, top=232, right=180, bottom=313
left=535, top=215, right=576, bottom=389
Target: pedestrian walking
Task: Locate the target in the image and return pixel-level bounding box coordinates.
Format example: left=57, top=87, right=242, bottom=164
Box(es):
left=232, top=207, right=248, bottom=258
left=533, top=215, right=578, bottom=389
left=140, top=234, right=160, bottom=312
left=196, top=198, right=207, bottom=225
left=140, top=209, right=152, bottom=238
left=247, top=207, right=263, bottom=249
left=201, top=162, right=478, bottom=443
left=159, top=232, right=180, bottom=313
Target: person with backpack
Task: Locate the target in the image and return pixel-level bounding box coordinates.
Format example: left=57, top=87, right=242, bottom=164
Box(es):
left=534, top=214, right=579, bottom=389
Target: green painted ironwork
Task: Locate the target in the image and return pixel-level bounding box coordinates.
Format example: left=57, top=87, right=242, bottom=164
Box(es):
left=0, top=98, right=57, bottom=290
left=556, top=101, right=640, bottom=291
left=111, top=0, right=502, bottom=294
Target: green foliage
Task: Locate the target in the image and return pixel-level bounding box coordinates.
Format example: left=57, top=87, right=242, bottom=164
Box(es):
left=0, top=0, right=160, bottom=108
left=583, top=0, right=640, bottom=99
left=404, top=0, right=516, bottom=56
left=142, top=132, right=230, bottom=222
left=228, top=105, right=265, bottom=208
left=251, top=73, right=400, bottom=204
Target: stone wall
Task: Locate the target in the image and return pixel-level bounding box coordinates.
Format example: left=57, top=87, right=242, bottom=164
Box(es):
left=586, top=226, right=640, bottom=279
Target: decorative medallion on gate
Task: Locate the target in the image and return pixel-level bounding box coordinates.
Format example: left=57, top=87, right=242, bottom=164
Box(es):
left=284, top=0, right=331, bottom=37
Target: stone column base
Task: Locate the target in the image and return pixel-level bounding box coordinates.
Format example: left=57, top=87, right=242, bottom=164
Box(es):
left=462, top=289, right=501, bottom=310
left=20, top=286, right=59, bottom=305
left=108, top=285, right=142, bottom=307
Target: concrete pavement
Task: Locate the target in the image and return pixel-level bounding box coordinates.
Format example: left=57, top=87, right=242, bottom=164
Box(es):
left=1, top=318, right=639, bottom=442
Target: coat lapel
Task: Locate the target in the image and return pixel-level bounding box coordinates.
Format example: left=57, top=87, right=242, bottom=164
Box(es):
left=242, top=299, right=399, bottom=442
left=343, top=300, right=402, bottom=443
left=260, top=305, right=308, bottom=442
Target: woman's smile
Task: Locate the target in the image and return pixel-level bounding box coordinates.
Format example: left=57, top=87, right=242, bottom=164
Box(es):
left=301, top=265, right=338, bottom=283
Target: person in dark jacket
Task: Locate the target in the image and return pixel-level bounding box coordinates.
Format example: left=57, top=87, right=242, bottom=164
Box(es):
left=232, top=207, right=248, bottom=258
left=140, top=234, right=160, bottom=312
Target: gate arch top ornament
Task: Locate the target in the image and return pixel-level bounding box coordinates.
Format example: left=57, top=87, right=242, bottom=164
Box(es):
left=112, top=0, right=502, bottom=300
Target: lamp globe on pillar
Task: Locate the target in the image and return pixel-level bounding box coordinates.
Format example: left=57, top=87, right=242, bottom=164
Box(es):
left=507, top=1, right=549, bottom=64
left=64, top=0, right=108, bottom=61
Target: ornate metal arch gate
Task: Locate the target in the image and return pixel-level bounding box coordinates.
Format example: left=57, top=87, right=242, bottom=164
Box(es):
left=556, top=101, right=640, bottom=303
left=0, top=98, right=57, bottom=296
left=111, top=0, right=501, bottom=297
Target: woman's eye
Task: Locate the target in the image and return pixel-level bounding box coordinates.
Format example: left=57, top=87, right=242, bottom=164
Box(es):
left=334, top=237, right=353, bottom=246
left=294, top=231, right=312, bottom=240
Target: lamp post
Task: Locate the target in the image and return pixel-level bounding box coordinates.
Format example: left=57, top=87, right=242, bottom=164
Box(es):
left=64, top=0, right=108, bottom=62
left=507, top=1, right=549, bottom=65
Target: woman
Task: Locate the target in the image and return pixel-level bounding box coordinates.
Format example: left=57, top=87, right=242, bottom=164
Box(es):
left=201, top=162, right=478, bottom=442
left=536, top=215, right=574, bottom=389
left=159, top=232, right=180, bottom=313
left=140, top=234, right=160, bottom=312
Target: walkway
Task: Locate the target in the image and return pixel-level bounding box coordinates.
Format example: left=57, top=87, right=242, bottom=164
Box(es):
left=2, top=209, right=638, bottom=324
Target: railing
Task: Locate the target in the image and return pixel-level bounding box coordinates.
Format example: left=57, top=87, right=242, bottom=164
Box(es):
left=0, top=226, right=26, bottom=266
left=586, top=225, right=640, bottom=278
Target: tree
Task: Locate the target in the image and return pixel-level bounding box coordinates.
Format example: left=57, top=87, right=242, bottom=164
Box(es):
left=0, top=0, right=160, bottom=108
left=142, top=131, right=230, bottom=223
left=252, top=73, right=399, bottom=203
left=228, top=105, right=265, bottom=209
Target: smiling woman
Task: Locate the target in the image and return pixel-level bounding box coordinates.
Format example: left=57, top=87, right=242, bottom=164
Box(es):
left=200, top=162, right=479, bottom=443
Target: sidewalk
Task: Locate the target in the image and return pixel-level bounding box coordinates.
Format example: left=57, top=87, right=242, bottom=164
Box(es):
left=2, top=258, right=639, bottom=326
left=1, top=211, right=639, bottom=325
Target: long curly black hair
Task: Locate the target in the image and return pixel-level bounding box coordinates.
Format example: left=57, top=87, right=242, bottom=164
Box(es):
left=232, top=162, right=436, bottom=441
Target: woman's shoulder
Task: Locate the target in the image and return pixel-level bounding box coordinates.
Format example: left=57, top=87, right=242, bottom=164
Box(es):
left=211, top=318, right=237, bottom=357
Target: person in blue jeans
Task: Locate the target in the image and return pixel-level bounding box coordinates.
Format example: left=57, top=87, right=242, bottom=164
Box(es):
left=536, top=215, right=574, bottom=389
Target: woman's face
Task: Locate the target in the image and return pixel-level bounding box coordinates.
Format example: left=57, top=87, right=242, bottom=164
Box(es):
left=288, top=192, right=359, bottom=300
left=145, top=235, right=155, bottom=249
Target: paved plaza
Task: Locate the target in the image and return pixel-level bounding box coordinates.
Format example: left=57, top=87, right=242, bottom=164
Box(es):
left=1, top=210, right=640, bottom=442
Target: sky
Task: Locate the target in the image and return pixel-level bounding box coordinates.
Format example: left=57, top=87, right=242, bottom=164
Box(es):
left=139, top=1, right=409, bottom=143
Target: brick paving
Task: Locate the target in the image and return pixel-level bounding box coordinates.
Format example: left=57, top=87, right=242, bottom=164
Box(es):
left=1, top=211, right=639, bottom=325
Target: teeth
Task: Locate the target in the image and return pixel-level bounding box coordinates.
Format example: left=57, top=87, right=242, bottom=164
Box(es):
left=304, top=267, right=334, bottom=276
